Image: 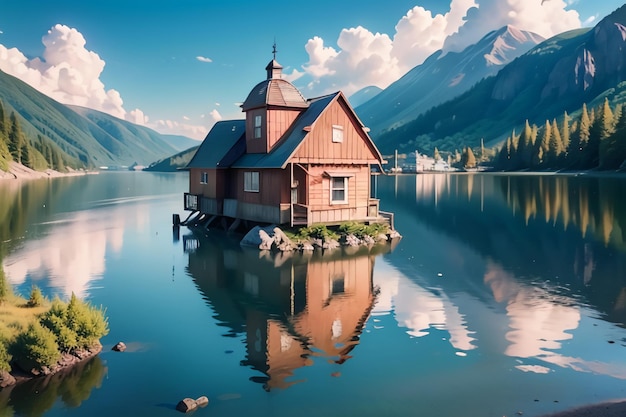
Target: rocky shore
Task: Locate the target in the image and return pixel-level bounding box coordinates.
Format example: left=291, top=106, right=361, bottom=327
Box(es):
left=0, top=161, right=91, bottom=181
left=0, top=344, right=102, bottom=389
left=240, top=225, right=402, bottom=252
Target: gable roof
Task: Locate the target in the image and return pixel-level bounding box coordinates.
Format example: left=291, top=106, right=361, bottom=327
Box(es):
left=188, top=91, right=384, bottom=171
left=231, top=93, right=336, bottom=169
left=185, top=120, right=246, bottom=169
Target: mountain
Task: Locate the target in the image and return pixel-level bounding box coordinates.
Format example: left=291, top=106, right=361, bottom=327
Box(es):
left=356, top=25, right=544, bottom=136
left=374, top=5, right=626, bottom=154
left=144, top=145, right=199, bottom=172
left=348, top=86, right=382, bottom=108
left=0, top=68, right=194, bottom=168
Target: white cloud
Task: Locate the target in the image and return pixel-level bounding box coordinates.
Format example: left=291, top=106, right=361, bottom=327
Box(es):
left=583, top=15, right=598, bottom=25
left=0, top=24, right=127, bottom=119
left=154, top=109, right=221, bottom=139
left=292, top=0, right=581, bottom=97
left=196, top=56, right=212, bottom=63
left=0, top=24, right=211, bottom=139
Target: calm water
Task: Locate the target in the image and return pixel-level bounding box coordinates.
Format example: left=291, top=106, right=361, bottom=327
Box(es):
left=1, top=171, right=626, bottom=417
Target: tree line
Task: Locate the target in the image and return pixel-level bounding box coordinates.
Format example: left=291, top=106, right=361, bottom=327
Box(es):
left=0, top=99, right=67, bottom=172
left=494, top=98, right=626, bottom=171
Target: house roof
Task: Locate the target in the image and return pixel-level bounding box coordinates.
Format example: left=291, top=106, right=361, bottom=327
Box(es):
left=241, top=59, right=308, bottom=111
left=231, top=93, right=336, bottom=169
left=186, top=91, right=384, bottom=171
left=185, top=120, right=246, bottom=169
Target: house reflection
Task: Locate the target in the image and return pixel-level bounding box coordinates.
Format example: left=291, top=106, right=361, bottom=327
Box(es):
left=184, top=231, right=391, bottom=390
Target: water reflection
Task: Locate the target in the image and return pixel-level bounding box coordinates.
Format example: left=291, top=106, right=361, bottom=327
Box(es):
left=184, top=231, right=392, bottom=391
left=0, top=356, right=106, bottom=417
left=0, top=174, right=177, bottom=299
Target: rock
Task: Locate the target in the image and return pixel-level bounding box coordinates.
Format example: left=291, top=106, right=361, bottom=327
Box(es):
left=258, top=229, right=274, bottom=250
left=112, top=342, right=127, bottom=352
left=375, top=233, right=388, bottom=242
left=300, top=241, right=314, bottom=251
left=240, top=225, right=276, bottom=247
left=322, top=238, right=340, bottom=249
left=176, top=398, right=198, bottom=413
left=312, top=238, right=323, bottom=248
left=344, top=234, right=360, bottom=247
left=0, top=371, right=16, bottom=388
left=195, top=396, right=209, bottom=408
left=362, top=235, right=375, bottom=245
left=388, top=230, right=402, bottom=239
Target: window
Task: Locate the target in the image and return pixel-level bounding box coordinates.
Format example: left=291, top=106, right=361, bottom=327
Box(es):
left=332, top=125, right=344, bottom=143
left=254, top=115, right=262, bottom=139
left=330, top=176, right=347, bottom=204
left=200, top=172, right=208, bottom=184
left=244, top=171, right=260, bottom=192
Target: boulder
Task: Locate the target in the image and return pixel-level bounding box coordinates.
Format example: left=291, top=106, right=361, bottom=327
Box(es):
left=195, top=396, right=209, bottom=408
left=0, top=371, right=16, bottom=388
left=112, top=342, right=127, bottom=352
left=362, top=235, right=375, bottom=245
left=300, top=241, right=315, bottom=251
left=176, top=398, right=197, bottom=413
left=240, top=225, right=276, bottom=247
left=258, top=230, right=274, bottom=250
left=344, top=234, right=360, bottom=247
left=322, top=238, right=340, bottom=250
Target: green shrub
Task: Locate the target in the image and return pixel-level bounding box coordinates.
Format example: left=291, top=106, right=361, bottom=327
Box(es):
left=27, top=285, right=44, bottom=307
left=12, top=322, right=60, bottom=371
left=298, top=224, right=339, bottom=241
left=41, top=294, right=109, bottom=352
left=0, top=337, right=11, bottom=372
left=40, top=299, right=78, bottom=352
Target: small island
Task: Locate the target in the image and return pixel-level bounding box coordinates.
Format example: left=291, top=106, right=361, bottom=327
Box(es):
left=0, top=269, right=109, bottom=389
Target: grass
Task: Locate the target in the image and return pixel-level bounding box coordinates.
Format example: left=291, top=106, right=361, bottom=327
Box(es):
left=0, top=293, right=50, bottom=341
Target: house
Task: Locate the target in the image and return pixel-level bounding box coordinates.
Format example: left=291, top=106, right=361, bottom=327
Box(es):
left=183, top=54, right=390, bottom=228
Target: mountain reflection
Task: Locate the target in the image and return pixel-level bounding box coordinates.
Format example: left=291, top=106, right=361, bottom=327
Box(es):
left=377, top=173, right=626, bottom=327
left=184, top=231, right=392, bottom=391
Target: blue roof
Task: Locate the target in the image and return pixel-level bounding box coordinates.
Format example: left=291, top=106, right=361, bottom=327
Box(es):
left=185, top=120, right=246, bottom=169
left=231, top=93, right=336, bottom=169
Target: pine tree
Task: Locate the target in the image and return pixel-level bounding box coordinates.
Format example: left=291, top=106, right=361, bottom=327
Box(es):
left=597, top=99, right=616, bottom=167
left=461, top=147, right=476, bottom=169
left=547, top=119, right=564, bottom=166
left=433, top=147, right=441, bottom=161
left=567, top=104, right=591, bottom=168
left=561, top=111, right=570, bottom=152
left=0, top=267, right=8, bottom=305
left=7, top=112, right=23, bottom=163
left=0, top=100, right=6, bottom=139
left=480, top=138, right=486, bottom=162
left=516, top=121, right=533, bottom=169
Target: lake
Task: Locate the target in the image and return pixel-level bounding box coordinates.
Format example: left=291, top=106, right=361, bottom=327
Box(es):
left=1, top=171, right=626, bottom=417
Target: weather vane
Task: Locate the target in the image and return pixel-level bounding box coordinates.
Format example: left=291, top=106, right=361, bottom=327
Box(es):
left=272, top=40, right=277, bottom=60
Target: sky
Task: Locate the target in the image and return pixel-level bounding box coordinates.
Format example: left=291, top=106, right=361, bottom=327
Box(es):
left=0, top=0, right=623, bottom=140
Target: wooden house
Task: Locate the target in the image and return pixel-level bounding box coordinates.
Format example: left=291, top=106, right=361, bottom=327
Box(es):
left=184, top=56, right=390, bottom=228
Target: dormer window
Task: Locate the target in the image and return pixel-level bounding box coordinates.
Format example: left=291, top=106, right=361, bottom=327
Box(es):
left=332, top=125, right=344, bottom=143
left=254, top=115, right=262, bottom=139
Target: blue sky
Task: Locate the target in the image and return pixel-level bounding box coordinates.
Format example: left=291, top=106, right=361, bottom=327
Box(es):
left=0, top=0, right=622, bottom=139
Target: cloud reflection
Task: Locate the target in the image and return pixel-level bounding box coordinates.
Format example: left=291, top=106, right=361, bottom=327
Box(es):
left=373, top=262, right=477, bottom=352
left=3, top=206, right=128, bottom=299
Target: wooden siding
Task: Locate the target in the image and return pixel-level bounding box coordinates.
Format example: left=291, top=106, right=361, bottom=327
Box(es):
left=223, top=199, right=288, bottom=224
left=189, top=168, right=217, bottom=198
left=246, top=108, right=303, bottom=153
left=267, top=108, right=301, bottom=150
left=189, top=168, right=227, bottom=200
left=230, top=168, right=290, bottom=206
left=245, top=108, right=266, bottom=153
left=292, top=98, right=379, bottom=164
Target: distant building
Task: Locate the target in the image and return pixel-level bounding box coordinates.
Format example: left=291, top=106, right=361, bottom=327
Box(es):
left=414, top=150, right=451, bottom=172
left=184, top=53, right=390, bottom=228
